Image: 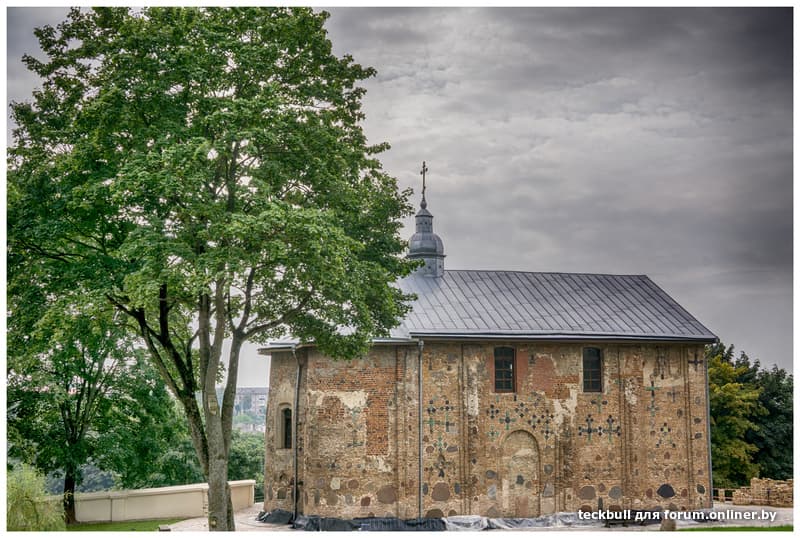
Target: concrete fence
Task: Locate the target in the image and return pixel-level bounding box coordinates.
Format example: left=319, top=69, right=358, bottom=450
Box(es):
left=52, top=480, right=255, bottom=523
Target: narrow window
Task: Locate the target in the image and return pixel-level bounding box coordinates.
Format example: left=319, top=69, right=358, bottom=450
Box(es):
left=583, top=348, right=603, bottom=392
left=494, top=347, right=516, bottom=392
left=281, top=408, right=292, bottom=449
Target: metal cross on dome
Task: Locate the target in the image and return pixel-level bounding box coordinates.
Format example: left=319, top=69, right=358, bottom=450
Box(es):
left=420, top=161, right=428, bottom=201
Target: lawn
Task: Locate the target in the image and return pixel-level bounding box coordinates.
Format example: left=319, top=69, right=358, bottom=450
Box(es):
left=67, top=518, right=184, bottom=531
left=682, top=525, right=793, bottom=532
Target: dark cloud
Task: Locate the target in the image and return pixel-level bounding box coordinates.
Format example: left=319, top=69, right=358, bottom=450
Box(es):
left=7, top=7, right=793, bottom=374
left=325, top=7, right=792, bottom=370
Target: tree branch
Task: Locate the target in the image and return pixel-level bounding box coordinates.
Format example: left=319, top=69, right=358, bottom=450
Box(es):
left=243, top=292, right=313, bottom=339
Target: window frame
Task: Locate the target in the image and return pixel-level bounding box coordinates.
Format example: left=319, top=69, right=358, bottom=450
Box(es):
left=278, top=405, right=292, bottom=449
left=582, top=347, right=603, bottom=393
left=494, top=346, right=516, bottom=393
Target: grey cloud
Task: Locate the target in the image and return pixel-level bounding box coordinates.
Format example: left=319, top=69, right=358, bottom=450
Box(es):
left=7, top=7, right=793, bottom=372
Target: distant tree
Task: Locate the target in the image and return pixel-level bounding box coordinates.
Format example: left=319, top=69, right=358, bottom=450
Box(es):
left=228, top=431, right=265, bottom=500
left=706, top=344, right=766, bottom=488
left=750, top=365, right=793, bottom=479
left=7, top=464, right=66, bottom=531
left=7, top=296, right=181, bottom=523
left=9, top=7, right=415, bottom=530
left=706, top=343, right=793, bottom=482
left=117, top=403, right=206, bottom=489
left=45, top=463, right=115, bottom=495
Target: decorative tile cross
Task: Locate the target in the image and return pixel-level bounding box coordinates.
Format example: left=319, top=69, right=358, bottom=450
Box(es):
left=347, top=408, right=364, bottom=448
left=527, top=414, right=540, bottom=430
left=600, top=415, right=621, bottom=444
left=656, top=422, right=676, bottom=449
left=542, top=413, right=554, bottom=440
left=591, top=397, right=608, bottom=414
left=688, top=354, right=704, bottom=372
left=486, top=404, right=500, bottom=420
left=656, top=348, right=668, bottom=379
left=578, top=414, right=598, bottom=442
left=426, top=415, right=437, bottom=434
left=426, top=400, right=438, bottom=416
left=442, top=412, right=455, bottom=433
left=500, top=411, right=516, bottom=430
left=645, top=380, right=659, bottom=417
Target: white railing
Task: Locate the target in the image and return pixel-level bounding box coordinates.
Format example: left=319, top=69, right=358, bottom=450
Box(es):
left=51, top=480, right=255, bottom=523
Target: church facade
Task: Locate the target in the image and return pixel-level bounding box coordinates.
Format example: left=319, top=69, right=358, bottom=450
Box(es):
left=261, top=186, right=716, bottom=519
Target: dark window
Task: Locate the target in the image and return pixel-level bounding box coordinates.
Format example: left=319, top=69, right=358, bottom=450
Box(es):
left=494, top=347, right=516, bottom=392
left=281, top=408, right=292, bottom=449
left=583, top=348, right=603, bottom=392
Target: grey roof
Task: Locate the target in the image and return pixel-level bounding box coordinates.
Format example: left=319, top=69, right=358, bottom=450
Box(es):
left=393, top=270, right=716, bottom=342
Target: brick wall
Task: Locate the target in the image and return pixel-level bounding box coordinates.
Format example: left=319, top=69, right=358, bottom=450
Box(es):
left=263, top=341, right=712, bottom=518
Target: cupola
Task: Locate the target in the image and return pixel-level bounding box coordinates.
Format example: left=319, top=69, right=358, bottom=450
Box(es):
left=407, top=161, right=445, bottom=277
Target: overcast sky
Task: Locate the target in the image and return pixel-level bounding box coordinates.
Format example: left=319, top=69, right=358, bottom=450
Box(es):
left=7, top=7, right=793, bottom=384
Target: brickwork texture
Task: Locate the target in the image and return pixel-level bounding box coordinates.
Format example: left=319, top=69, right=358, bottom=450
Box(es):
left=263, top=341, right=712, bottom=518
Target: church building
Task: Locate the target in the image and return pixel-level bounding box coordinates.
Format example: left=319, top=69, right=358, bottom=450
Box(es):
left=261, top=169, right=716, bottom=519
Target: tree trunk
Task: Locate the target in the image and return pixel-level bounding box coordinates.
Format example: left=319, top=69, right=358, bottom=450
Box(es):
left=206, top=444, right=232, bottom=531
left=205, top=381, right=233, bottom=530
left=63, top=469, right=77, bottom=525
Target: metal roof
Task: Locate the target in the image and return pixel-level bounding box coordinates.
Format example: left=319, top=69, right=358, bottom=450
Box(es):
left=394, top=270, right=716, bottom=343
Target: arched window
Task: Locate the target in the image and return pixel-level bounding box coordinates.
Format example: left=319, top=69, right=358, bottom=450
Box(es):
left=583, top=348, right=603, bottom=392
left=494, top=347, right=516, bottom=392
left=280, top=407, right=292, bottom=449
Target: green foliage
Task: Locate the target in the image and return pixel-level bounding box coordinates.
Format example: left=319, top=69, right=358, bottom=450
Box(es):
left=9, top=7, right=415, bottom=527
left=115, top=403, right=205, bottom=489
left=46, top=463, right=115, bottom=494
left=7, top=287, right=187, bottom=517
left=708, top=352, right=764, bottom=487
left=747, top=365, right=793, bottom=480
left=7, top=464, right=66, bottom=531
left=228, top=431, right=265, bottom=499
left=105, top=400, right=205, bottom=490
left=706, top=343, right=793, bottom=488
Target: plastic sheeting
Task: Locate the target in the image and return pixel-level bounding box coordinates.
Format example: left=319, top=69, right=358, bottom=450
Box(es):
left=355, top=517, right=446, bottom=531
left=256, top=509, right=294, bottom=525
left=291, top=515, right=445, bottom=531
left=488, top=512, right=600, bottom=530
left=443, top=515, right=489, bottom=531
left=262, top=509, right=690, bottom=531
left=292, top=515, right=360, bottom=531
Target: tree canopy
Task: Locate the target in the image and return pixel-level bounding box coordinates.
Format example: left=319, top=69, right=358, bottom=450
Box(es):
left=706, top=342, right=792, bottom=488
left=9, top=7, right=416, bottom=530
left=7, top=295, right=183, bottom=523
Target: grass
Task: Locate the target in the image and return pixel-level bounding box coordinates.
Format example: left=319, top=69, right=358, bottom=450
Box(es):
left=682, top=525, right=793, bottom=532
left=66, top=518, right=184, bottom=531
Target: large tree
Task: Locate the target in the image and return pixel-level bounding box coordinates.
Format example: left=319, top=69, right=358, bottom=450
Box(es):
left=9, top=7, right=415, bottom=530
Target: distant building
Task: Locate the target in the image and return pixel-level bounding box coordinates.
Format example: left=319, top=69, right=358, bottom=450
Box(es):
left=233, top=387, right=268, bottom=415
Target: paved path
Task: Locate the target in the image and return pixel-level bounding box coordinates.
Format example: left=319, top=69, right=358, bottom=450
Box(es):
left=168, top=504, right=290, bottom=532
left=168, top=502, right=792, bottom=532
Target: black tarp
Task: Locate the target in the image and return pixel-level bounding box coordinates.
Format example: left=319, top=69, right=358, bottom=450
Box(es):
left=292, top=516, right=361, bottom=531
left=354, top=517, right=446, bottom=531
left=291, top=515, right=446, bottom=531
left=256, top=509, right=294, bottom=525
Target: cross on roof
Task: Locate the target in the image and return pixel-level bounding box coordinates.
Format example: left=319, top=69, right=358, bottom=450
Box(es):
left=420, top=161, right=428, bottom=203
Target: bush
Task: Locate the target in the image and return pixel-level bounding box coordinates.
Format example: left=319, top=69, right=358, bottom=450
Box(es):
left=7, top=464, right=66, bottom=531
